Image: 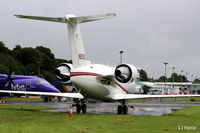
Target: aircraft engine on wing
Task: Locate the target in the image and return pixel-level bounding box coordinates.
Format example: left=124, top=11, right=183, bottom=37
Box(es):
left=114, top=64, right=138, bottom=83
left=54, top=63, right=72, bottom=82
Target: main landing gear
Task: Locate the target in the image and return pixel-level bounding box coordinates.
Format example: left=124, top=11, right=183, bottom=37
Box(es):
left=117, top=100, right=128, bottom=115
left=74, top=100, right=87, bottom=113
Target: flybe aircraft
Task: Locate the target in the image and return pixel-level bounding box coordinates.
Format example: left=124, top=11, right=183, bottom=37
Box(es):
left=0, top=70, right=83, bottom=100
left=0, top=74, right=59, bottom=97
left=0, top=67, right=81, bottom=101
left=0, top=13, right=199, bottom=114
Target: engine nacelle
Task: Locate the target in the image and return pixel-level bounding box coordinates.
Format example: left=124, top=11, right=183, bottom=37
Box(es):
left=54, top=63, right=72, bottom=82
left=114, top=64, right=138, bottom=83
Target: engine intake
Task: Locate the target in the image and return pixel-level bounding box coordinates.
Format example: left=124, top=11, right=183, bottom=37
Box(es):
left=115, top=64, right=132, bottom=83
left=54, top=63, right=71, bottom=82
left=115, top=64, right=138, bottom=83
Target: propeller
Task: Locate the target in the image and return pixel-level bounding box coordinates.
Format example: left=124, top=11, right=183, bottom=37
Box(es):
left=5, top=65, right=15, bottom=90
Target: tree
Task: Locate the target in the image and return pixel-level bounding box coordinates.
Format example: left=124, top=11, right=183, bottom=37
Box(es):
left=13, top=45, right=22, bottom=52
left=0, top=41, right=11, bottom=54
left=156, top=73, right=188, bottom=82
left=55, top=58, right=72, bottom=65
left=140, top=69, right=148, bottom=81
left=0, top=54, right=15, bottom=66
left=156, top=76, right=167, bottom=82
left=167, top=73, right=179, bottom=82
left=0, top=64, right=8, bottom=74
left=36, top=46, right=56, bottom=71
left=14, top=47, right=42, bottom=66
left=25, top=63, right=39, bottom=75
left=194, top=78, right=200, bottom=83
left=36, top=46, right=55, bottom=59
left=179, top=75, right=187, bottom=82
left=0, top=41, right=72, bottom=82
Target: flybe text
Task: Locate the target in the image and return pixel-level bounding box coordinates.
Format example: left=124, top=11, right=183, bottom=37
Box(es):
left=11, top=84, right=27, bottom=91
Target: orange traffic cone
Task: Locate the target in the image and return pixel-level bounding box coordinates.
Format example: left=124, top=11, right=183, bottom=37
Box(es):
left=69, top=104, right=73, bottom=118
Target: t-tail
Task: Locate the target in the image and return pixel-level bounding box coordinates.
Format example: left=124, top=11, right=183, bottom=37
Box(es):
left=15, top=13, right=116, bottom=68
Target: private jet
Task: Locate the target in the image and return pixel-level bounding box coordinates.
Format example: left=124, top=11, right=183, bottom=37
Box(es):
left=0, top=13, right=199, bottom=114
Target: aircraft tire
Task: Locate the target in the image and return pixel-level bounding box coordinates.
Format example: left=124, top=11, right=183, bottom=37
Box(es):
left=43, top=97, right=48, bottom=102
left=81, top=104, right=87, bottom=113
left=76, top=104, right=81, bottom=113
left=122, top=105, right=128, bottom=115
left=117, top=105, right=122, bottom=114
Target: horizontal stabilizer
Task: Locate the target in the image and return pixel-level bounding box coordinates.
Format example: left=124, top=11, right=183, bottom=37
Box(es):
left=71, top=13, right=116, bottom=23
left=14, top=13, right=116, bottom=24
left=0, top=90, right=84, bottom=99
left=14, top=15, right=66, bottom=23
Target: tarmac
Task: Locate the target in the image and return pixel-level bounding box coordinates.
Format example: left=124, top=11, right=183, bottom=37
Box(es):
left=5, top=97, right=200, bottom=116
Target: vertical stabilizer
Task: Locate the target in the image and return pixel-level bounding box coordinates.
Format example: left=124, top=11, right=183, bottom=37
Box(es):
left=15, top=13, right=116, bottom=68
left=65, top=15, right=89, bottom=68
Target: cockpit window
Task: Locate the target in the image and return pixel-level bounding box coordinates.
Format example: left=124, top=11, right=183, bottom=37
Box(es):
left=37, top=80, right=50, bottom=85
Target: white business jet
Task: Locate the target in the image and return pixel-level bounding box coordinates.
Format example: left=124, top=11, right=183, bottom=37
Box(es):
left=0, top=13, right=199, bottom=114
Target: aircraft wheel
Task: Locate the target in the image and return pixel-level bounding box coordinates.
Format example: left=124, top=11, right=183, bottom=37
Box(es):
left=122, top=105, right=128, bottom=115
left=81, top=104, right=87, bottom=113
left=117, top=105, right=122, bottom=114
left=43, top=97, right=48, bottom=102
left=76, top=104, right=81, bottom=113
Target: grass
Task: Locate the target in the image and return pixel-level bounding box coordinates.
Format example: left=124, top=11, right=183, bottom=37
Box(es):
left=0, top=104, right=200, bottom=133
left=169, top=97, right=200, bottom=104
left=169, top=101, right=200, bottom=104
left=4, top=97, right=58, bottom=102
left=128, top=99, right=144, bottom=103
left=186, top=97, right=200, bottom=102
left=128, top=99, right=151, bottom=103
left=4, top=97, right=43, bottom=102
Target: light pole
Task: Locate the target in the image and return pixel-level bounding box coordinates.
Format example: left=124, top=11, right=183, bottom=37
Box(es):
left=195, top=76, right=197, bottom=81
left=172, top=67, right=175, bottom=88
left=164, top=62, right=168, bottom=89
left=181, top=70, right=183, bottom=87
left=181, top=70, right=183, bottom=82
left=119, top=51, right=124, bottom=64
left=191, top=74, right=193, bottom=82
left=186, top=73, right=188, bottom=82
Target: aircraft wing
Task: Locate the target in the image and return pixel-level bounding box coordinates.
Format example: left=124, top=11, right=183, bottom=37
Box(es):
left=0, top=90, right=84, bottom=99
left=111, top=94, right=200, bottom=100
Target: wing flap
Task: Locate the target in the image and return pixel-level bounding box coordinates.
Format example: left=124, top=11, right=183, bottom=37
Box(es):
left=0, top=90, right=84, bottom=99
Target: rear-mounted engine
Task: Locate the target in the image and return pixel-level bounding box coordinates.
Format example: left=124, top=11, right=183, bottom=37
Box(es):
left=54, top=63, right=72, bottom=82
left=114, top=64, right=138, bottom=83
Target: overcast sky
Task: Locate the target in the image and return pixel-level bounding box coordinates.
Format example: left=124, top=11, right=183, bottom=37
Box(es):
left=0, top=0, right=200, bottom=79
